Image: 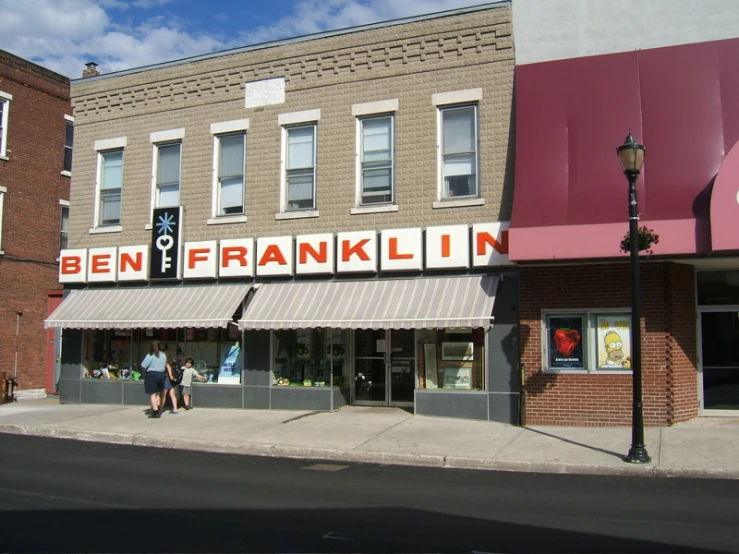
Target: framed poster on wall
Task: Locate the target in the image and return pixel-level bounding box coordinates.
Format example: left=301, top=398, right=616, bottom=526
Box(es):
left=443, top=366, right=471, bottom=389
left=441, top=342, right=474, bottom=361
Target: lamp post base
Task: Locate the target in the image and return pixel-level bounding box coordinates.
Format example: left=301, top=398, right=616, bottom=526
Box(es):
left=625, top=446, right=652, bottom=464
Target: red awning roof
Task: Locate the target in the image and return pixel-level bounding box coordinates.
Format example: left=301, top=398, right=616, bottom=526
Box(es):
left=510, top=38, right=739, bottom=260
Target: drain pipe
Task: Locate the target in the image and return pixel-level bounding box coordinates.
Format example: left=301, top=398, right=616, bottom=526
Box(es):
left=14, top=309, right=22, bottom=378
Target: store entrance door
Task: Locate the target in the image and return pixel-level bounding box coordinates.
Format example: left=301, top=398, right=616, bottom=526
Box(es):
left=353, top=329, right=415, bottom=407
left=699, top=310, right=739, bottom=412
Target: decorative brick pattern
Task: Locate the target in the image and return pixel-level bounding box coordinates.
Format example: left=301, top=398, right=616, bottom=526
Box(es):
left=67, top=6, right=514, bottom=250
left=519, top=262, right=698, bottom=427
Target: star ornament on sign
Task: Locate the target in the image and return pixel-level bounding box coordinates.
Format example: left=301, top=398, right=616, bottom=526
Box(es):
left=156, top=212, right=175, bottom=235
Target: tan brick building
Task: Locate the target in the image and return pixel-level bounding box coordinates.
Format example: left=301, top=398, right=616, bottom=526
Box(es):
left=49, top=3, right=521, bottom=421
left=0, top=49, right=71, bottom=400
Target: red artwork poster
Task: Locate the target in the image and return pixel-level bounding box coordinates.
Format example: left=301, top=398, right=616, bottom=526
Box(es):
left=549, top=316, right=584, bottom=369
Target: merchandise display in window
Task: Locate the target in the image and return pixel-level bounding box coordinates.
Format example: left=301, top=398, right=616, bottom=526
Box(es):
left=272, top=329, right=347, bottom=387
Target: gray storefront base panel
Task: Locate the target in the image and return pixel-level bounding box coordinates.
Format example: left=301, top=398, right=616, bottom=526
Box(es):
left=488, top=392, right=519, bottom=423
left=81, top=380, right=124, bottom=404
left=271, top=387, right=333, bottom=411
left=243, top=330, right=272, bottom=387
left=59, top=378, right=81, bottom=404
left=123, top=382, right=149, bottom=406
left=244, top=385, right=270, bottom=409
left=60, top=364, right=81, bottom=380
left=192, top=384, right=242, bottom=409
left=415, top=390, right=489, bottom=420
left=333, top=386, right=350, bottom=409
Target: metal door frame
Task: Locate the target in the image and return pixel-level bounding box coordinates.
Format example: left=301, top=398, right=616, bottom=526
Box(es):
left=697, top=306, right=739, bottom=416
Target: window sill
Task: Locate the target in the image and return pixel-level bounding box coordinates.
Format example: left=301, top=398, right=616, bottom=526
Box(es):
left=275, top=210, right=319, bottom=221
left=351, top=204, right=399, bottom=215
left=0, top=155, right=8, bottom=161
left=89, top=225, right=122, bottom=235
left=207, top=215, right=247, bottom=225
left=0, top=250, right=4, bottom=256
left=60, top=170, right=71, bottom=177
left=432, top=198, right=485, bottom=209
left=543, top=369, right=633, bottom=375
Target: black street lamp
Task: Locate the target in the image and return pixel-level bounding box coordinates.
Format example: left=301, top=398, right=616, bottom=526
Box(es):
left=617, top=132, right=651, bottom=464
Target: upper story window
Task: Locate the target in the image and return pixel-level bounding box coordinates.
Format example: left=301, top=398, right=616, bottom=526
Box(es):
left=359, top=116, right=394, bottom=205
left=285, top=125, right=316, bottom=211
left=98, top=150, right=123, bottom=225
left=93, top=137, right=126, bottom=230
left=278, top=109, right=320, bottom=217
left=209, top=119, right=249, bottom=223
left=150, top=128, right=185, bottom=211
left=63, top=115, right=74, bottom=174
left=440, top=105, right=478, bottom=199
left=156, top=143, right=181, bottom=207
left=432, top=89, right=483, bottom=204
left=217, top=133, right=246, bottom=215
left=0, top=91, right=12, bottom=159
left=59, top=200, right=69, bottom=251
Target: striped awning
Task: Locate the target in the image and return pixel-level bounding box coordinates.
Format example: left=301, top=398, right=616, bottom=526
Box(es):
left=44, top=284, right=250, bottom=330
left=238, top=275, right=499, bottom=330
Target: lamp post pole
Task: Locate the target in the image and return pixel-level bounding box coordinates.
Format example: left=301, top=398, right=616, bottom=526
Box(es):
left=618, top=132, right=651, bottom=464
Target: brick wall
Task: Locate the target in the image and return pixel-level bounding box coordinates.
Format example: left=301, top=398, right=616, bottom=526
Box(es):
left=0, top=51, right=71, bottom=392
left=519, top=262, right=698, bottom=426
left=67, top=5, right=514, bottom=250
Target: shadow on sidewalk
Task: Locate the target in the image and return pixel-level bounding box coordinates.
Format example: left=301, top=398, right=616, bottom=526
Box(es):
left=524, top=427, right=627, bottom=461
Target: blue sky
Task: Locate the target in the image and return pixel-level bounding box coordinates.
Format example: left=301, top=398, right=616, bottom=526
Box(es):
left=0, top=0, right=490, bottom=79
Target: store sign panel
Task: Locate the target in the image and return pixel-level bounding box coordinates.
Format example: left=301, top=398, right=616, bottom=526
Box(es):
left=149, top=207, right=182, bottom=280
left=219, top=238, right=254, bottom=278
left=184, top=241, right=218, bottom=279
left=87, top=247, right=117, bottom=283
left=337, top=231, right=377, bottom=274
left=59, top=248, right=88, bottom=284
left=425, top=225, right=470, bottom=269
left=256, top=236, right=293, bottom=276
left=118, top=245, right=149, bottom=281
left=472, top=222, right=511, bottom=267
left=59, top=221, right=512, bottom=283
left=380, top=228, right=423, bottom=272
left=296, top=233, right=334, bottom=275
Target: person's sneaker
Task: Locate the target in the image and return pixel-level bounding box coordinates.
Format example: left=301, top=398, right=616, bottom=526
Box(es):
left=185, top=406, right=192, bottom=411
left=169, top=410, right=178, bottom=415
left=144, top=408, right=153, bottom=415
left=148, top=410, right=161, bottom=419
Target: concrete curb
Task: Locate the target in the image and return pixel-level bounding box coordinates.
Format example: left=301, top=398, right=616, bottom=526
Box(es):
left=2, top=424, right=738, bottom=480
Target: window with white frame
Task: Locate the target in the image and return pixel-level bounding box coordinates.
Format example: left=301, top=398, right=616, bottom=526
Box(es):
left=97, top=150, right=123, bottom=225
left=0, top=186, right=6, bottom=251
left=359, top=115, right=394, bottom=205
left=59, top=201, right=69, bottom=251
left=155, top=142, right=181, bottom=207
left=216, top=132, right=245, bottom=216
left=543, top=310, right=633, bottom=372
left=440, top=104, right=478, bottom=199
left=0, top=91, right=11, bottom=158
left=63, top=115, right=74, bottom=173
left=284, top=124, right=316, bottom=211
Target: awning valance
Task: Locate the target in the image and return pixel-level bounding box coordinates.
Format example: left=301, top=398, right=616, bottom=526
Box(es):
left=44, top=284, right=250, bottom=329
left=238, top=275, right=499, bottom=330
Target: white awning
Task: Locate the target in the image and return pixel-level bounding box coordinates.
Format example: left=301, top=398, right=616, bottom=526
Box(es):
left=238, top=275, right=499, bottom=330
left=45, top=284, right=250, bottom=329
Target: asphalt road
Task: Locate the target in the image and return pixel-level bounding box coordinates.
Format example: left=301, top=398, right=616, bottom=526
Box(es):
left=0, top=433, right=737, bottom=553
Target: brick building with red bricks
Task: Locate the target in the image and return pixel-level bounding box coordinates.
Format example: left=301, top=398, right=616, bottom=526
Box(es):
left=0, top=49, right=72, bottom=398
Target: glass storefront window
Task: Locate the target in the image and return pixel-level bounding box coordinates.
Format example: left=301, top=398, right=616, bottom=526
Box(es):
left=418, top=328, right=485, bottom=391
left=272, top=329, right=348, bottom=387
left=698, top=271, right=739, bottom=305
left=82, top=327, right=243, bottom=384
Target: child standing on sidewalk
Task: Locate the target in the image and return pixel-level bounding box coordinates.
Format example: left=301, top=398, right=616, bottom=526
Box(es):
left=179, top=357, right=206, bottom=410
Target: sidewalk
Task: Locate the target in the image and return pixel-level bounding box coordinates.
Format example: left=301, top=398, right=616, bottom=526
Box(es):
left=1, top=398, right=738, bottom=479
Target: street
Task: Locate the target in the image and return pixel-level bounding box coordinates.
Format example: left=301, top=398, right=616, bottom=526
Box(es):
left=0, top=433, right=737, bottom=553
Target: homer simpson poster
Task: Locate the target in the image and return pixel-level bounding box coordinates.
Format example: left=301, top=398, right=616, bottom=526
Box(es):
left=597, top=316, right=632, bottom=369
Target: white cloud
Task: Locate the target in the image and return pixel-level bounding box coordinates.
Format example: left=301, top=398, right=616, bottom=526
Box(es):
left=0, top=0, right=486, bottom=78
